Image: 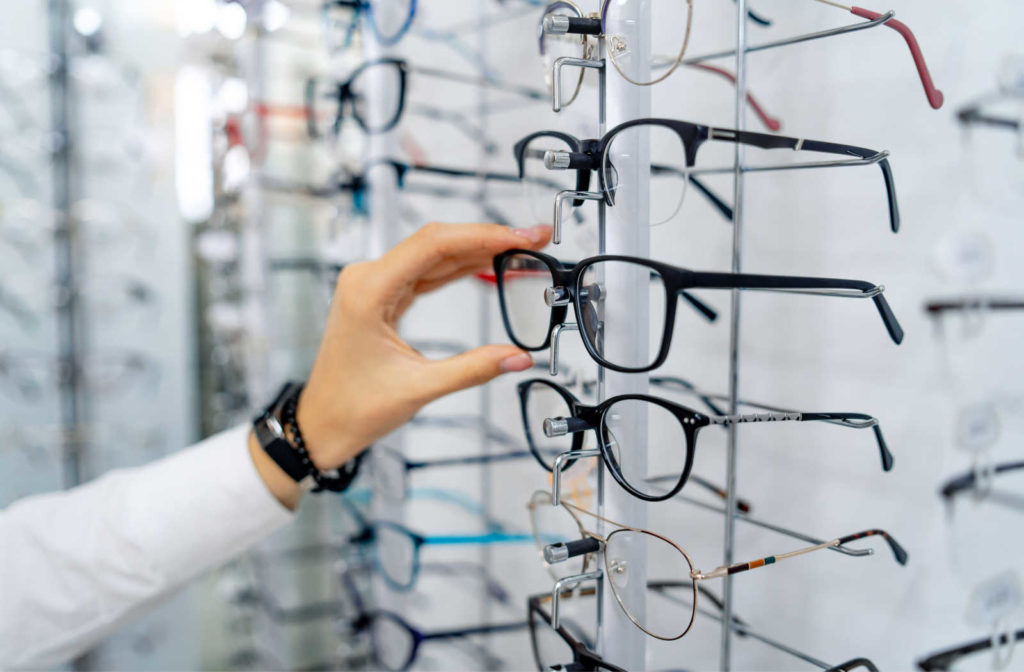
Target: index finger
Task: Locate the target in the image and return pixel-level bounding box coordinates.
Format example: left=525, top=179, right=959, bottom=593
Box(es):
left=373, top=223, right=552, bottom=296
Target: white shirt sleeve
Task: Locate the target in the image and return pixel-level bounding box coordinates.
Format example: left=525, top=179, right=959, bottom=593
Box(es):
left=0, top=424, right=295, bottom=669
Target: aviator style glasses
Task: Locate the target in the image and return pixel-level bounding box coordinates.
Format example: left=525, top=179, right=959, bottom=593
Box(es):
left=494, top=249, right=904, bottom=373
left=528, top=490, right=908, bottom=641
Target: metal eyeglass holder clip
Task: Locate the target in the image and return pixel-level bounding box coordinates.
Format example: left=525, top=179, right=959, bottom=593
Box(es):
left=551, top=55, right=604, bottom=113
left=547, top=321, right=578, bottom=376
left=549, top=567, right=604, bottom=630
left=552, top=188, right=603, bottom=245
left=550, top=448, right=601, bottom=507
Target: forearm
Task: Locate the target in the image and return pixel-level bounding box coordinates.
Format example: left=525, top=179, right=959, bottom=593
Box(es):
left=0, top=425, right=294, bottom=668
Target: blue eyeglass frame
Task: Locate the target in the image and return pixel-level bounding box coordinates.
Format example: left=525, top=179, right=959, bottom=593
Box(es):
left=322, top=0, right=418, bottom=49
left=341, top=488, right=532, bottom=591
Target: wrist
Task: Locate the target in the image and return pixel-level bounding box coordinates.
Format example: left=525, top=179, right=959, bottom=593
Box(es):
left=248, top=430, right=303, bottom=510
left=295, top=384, right=359, bottom=471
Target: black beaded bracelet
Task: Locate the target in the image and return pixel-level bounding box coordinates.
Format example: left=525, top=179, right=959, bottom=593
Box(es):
left=281, top=384, right=363, bottom=493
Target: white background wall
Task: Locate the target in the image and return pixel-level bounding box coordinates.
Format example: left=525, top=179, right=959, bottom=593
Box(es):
left=390, top=2, right=1024, bottom=670
left=3, top=1, right=1023, bottom=671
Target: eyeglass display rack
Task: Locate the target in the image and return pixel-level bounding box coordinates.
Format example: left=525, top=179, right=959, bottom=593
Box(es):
left=535, top=2, right=920, bottom=670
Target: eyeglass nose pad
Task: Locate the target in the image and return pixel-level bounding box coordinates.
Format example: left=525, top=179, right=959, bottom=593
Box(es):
left=608, top=557, right=630, bottom=587
left=549, top=322, right=580, bottom=376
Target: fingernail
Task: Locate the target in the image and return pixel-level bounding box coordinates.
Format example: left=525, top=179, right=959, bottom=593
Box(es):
left=514, top=225, right=551, bottom=243
left=499, top=353, right=533, bottom=373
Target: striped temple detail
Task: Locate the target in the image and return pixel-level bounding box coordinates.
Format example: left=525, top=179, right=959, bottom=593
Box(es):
left=727, top=556, right=776, bottom=575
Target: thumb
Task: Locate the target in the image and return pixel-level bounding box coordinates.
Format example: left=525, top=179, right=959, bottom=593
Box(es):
left=419, top=344, right=534, bottom=399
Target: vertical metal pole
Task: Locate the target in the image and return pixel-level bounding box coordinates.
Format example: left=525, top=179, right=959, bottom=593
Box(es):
left=720, top=1, right=748, bottom=669
left=48, top=0, right=86, bottom=491
left=363, top=5, right=403, bottom=619
left=597, top=3, right=650, bottom=669
left=475, top=0, right=495, bottom=632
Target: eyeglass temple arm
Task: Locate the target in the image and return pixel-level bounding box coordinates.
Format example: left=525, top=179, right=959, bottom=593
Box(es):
left=707, top=410, right=892, bottom=471
left=421, top=620, right=528, bottom=642
left=957, top=105, right=1021, bottom=132
left=418, top=561, right=511, bottom=603
left=839, top=5, right=944, bottom=110
left=407, top=103, right=498, bottom=153
left=917, top=630, right=1024, bottom=671
left=681, top=270, right=904, bottom=344
left=723, top=0, right=772, bottom=26
left=686, top=62, right=781, bottom=131
left=695, top=528, right=908, bottom=580
left=825, top=657, right=881, bottom=672
left=939, top=460, right=1024, bottom=500
left=925, top=298, right=1024, bottom=315
left=705, top=128, right=900, bottom=233
left=678, top=494, right=870, bottom=558
left=407, top=449, right=532, bottom=470
left=412, top=63, right=547, bottom=101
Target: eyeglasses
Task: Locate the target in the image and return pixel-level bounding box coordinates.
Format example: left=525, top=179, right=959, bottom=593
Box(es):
left=336, top=565, right=527, bottom=672
left=530, top=585, right=879, bottom=672
left=518, top=377, right=889, bottom=502
left=940, top=460, right=1024, bottom=511
left=321, top=0, right=417, bottom=50
left=528, top=490, right=908, bottom=641
left=305, top=57, right=545, bottom=139
left=917, top=629, right=1024, bottom=671
left=493, top=248, right=903, bottom=373
left=370, top=442, right=533, bottom=503
left=538, top=1, right=779, bottom=129
left=338, top=491, right=532, bottom=590
left=529, top=579, right=753, bottom=672
left=351, top=609, right=525, bottom=671
left=513, top=118, right=898, bottom=242
left=539, top=0, right=694, bottom=96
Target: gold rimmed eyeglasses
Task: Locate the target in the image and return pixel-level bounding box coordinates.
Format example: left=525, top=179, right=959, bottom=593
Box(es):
left=527, top=490, right=908, bottom=641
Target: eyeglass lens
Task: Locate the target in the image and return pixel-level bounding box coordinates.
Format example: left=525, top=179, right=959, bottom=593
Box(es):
left=605, top=528, right=695, bottom=640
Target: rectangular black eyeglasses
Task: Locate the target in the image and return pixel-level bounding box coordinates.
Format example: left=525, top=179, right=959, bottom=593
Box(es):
left=494, top=249, right=903, bottom=374
left=513, top=118, right=899, bottom=242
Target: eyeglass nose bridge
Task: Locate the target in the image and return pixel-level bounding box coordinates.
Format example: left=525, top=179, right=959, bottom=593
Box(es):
left=548, top=322, right=579, bottom=376
left=551, top=569, right=604, bottom=630
left=552, top=448, right=601, bottom=507
left=552, top=189, right=602, bottom=244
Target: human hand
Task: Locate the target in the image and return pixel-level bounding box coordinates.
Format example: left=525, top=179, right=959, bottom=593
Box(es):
left=251, top=222, right=551, bottom=508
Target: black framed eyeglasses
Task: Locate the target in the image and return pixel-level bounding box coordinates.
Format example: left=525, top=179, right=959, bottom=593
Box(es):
left=306, top=57, right=546, bottom=139
left=518, top=378, right=890, bottom=502
left=493, top=248, right=903, bottom=373
left=917, top=629, right=1024, bottom=671
left=337, top=568, right=526, bottom=672
left=513, top=118, right=899, bottom=242
left=940, top=460, right=1024, bottom=509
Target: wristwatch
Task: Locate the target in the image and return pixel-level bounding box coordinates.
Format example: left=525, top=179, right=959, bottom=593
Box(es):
left=252, top=382, right=362, bottom=493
